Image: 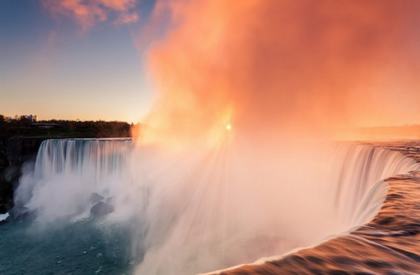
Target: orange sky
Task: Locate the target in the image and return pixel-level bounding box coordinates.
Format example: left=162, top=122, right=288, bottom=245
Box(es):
left=140, top=0, right=420, bottom=143
left=1, top=0, right=420, bottom=129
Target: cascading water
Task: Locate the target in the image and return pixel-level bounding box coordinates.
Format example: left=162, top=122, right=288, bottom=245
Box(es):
left=33, top=138, right=131, bottom=179
left=13, top=139, right=420, bottom=274
left=332, top=144, right=420, bottom=229
left=15, top=139, right=133, bottom=223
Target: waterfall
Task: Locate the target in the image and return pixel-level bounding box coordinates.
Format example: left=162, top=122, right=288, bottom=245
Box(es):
left=15, top=138, right=132, bottom=223
left=33, top=139, right=131, bottom=179
left=332, top=144, right=420, bottom=228
left=13, top=139, right=420, bottom=274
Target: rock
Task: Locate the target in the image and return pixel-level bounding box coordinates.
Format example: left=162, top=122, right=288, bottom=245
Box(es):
left=0, top=137, right=44, bottom=214
left=90, top=201, right=114, bottom=218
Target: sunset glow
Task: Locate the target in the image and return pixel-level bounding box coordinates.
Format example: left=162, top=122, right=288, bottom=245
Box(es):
left=1, top=0, right=420, bottom=131
left=1, top=1, right=420, bottom=275
left=136, top=0, right=420, bottom=146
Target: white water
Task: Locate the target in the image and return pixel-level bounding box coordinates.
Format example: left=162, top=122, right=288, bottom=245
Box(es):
left=14, top=139, right=420, bottom=274
left=15, top=139, right=132, bottom=223
left=332, top=144, right=420, bottom=228
left=0, top=212, right=9, bottom=222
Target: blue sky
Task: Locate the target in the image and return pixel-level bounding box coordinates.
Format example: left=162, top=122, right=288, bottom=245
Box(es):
left=0, top=0, right=156, bottom=122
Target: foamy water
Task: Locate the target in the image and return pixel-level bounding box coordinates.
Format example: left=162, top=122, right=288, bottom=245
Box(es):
left=13, top=139, right=420, bottom=274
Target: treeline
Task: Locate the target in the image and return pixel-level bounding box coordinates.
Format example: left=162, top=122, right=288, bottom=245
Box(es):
left=0, top=115, right=132, bottom=138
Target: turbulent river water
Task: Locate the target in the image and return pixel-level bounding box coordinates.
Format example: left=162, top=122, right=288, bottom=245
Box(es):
left=0, top=138, right=418, bottom=274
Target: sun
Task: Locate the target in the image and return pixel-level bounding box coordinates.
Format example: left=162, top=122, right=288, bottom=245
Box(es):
left=225, top=123, right=232, bottom=131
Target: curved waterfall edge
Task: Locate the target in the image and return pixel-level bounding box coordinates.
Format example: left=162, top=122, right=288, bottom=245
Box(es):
left=205, top=145, right=420, bottom=275
left=203, top=182, right=389, bottom=275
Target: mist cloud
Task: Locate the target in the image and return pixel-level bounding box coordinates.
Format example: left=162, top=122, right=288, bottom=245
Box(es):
left=141, top=0, right=420, bottom=144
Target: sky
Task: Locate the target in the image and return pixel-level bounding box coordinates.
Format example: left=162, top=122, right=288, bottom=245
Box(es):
left=1, top=0, right=419, bottom=129
left=0, top=0, right=156, bottom=122
left=140, top=0, right=420, bottom=145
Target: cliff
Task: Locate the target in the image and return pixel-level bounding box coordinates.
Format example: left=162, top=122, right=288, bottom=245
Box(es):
left=0, top=137, right=45, bottom=212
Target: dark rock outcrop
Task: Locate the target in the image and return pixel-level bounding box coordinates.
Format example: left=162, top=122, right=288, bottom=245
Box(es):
left=89, top=193, right=114, bottom=218
left=0, top=137, right=44, bottom=214
left=90, top=201, right=114, bottom=218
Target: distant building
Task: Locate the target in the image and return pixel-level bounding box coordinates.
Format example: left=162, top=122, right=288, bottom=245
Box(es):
left=22, top=115, right=37, bottom=122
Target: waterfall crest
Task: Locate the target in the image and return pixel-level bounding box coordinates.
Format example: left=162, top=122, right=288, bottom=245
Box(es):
left=332, top=144, right=420, bottom=228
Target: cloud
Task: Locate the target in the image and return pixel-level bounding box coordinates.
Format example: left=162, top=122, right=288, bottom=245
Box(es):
left=139, top=0, right=420, bottom=144
left=114, top=11, right=139, bottom=25
left=42, top=0, right=139, bottom=29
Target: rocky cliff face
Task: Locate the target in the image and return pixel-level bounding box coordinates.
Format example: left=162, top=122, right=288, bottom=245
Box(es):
left=0, top=137, right=44, bottom=213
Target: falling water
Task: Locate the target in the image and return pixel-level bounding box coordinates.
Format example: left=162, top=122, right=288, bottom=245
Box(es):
left=15, top=138, right=133, bottom=223
left=332, top=144, right=420, bottom=229
left=33, top=138, right=131, bottom=179
left=13, top=139, right=420, bottom=274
